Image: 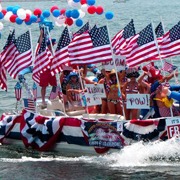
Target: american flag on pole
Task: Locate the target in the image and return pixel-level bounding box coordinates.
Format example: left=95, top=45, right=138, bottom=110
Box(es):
left=4, top=31, right=32, bottom=79
left=23, top=98, right=36, bottom=112
left=157, top=21, right=180, bottom=59
left=68, top=25, right=112, bottom=64
left=111, top=19, right=136, bottom=54
left=121, top=23, right=159, bottom=67
left=73, top=22, right=90, bottom=36
left=162, top=61, right=177, bottom=73
left=0, top=30, right=15, bottom=90
left=155, top=22, right=164, bottom=38
left=33, top=32, right=53, bottom=84
left=51, top=27, right=71, bottom=76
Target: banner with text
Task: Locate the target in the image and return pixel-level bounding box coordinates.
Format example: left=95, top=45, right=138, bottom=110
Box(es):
left=126, top=94, right=150, bottom=109
left=102, top=55, right=126, bottom=71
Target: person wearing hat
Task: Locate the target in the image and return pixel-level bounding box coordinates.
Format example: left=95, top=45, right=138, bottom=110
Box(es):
left=66, top=71, right=82, bottom=108
left=104, top=69, right=123, bottom=115
left=122, top=67, right=141, bottom=120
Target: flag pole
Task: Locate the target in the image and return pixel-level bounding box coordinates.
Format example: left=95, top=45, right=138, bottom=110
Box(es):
left=151, top=21, right=173, bottom=117
left=67, top=26, right=90, bottom=116
left=29, top=28, right=34, bottom=67
left=106, top=23, right=126, bottom=119
left=151, top=21, right=165, bottom=76
left=160, top=17, right=179, bottom=84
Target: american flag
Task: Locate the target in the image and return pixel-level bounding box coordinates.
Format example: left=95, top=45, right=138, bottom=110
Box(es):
left=162, top=61, right=177, bottom=73
left=33, top=32, right=53, bottom=84
left=4, top=31, right=32, bottom=79
left=157, top=21, right=180, bottom=59
left=68, top=25, right=112, bottom=64
left=155, top=22, right=164, bottom=38
left=23, top=98, right=36, bottom=112
left=121, top=23, right=159, bottom=67
left=111, top=19, right=136, bottom=54
left=0, top=30, right=15, bottom=90
left=73, top=22, right=90, bottom=36
left=51, top=27, right=71, bottom=76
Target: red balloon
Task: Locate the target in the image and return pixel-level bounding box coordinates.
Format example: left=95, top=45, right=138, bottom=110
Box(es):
left=87, top=6, right=96, bottom=14
left=10, top=15, right=17, bottom=23
left=50, top=6, right=59, bottom=13
left=60, top=9, right=66, bottom=15
left=34, top=8, right=42, bottom=16
left=25, top=14, right=30, bottom=22
left=96, top=6, right=104, bottom=15
left=1, top=9, right=7, bottom=15
left=65, top=18, right=73, bottom=26
left=80, top=0, right=87, bottom=4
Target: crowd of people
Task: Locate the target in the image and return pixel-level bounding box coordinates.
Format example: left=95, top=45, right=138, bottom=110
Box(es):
left=43, top=61, right=180, bottom=120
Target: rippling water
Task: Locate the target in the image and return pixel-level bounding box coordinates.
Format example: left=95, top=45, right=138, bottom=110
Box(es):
left=1, top=0, right=180, bottom=179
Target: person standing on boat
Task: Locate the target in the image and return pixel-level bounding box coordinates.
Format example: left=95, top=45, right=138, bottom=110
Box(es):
left=122, top=67, right=141, bottom=120
left=37, top=29, right=57, bottom=109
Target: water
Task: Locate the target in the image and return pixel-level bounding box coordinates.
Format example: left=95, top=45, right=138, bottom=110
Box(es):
left=1, top=0, right=180, bottom=179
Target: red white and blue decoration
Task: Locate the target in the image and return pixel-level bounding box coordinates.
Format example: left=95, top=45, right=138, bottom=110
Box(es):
left=14, top=82, right=22, bottom=101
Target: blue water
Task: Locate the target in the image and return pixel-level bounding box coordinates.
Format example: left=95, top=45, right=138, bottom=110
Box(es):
left=1, top=0, right=180, bottom=179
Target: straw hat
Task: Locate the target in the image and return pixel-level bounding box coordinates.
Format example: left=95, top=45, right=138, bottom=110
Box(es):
left=109, top=69, right=116, bottom=75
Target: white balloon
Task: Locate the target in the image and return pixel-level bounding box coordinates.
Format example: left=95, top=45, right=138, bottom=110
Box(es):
left=67, top=0, right=80, bottom=8
left=0, top=4, right=2, bottom=12
left=79, top=9, right=85, bottom=18
left=4, top=11, right=13, bottom=21
left=0, top=22, right=4, bottom=30
left=17, top=8, right=26, bottom=20
left=55, top=21, right=63, bottom=27
left=25, top=9, right=32, bottom=16
left=81, top=4, right=88, bottom=13
left=56, top=15, right=66, bottom=25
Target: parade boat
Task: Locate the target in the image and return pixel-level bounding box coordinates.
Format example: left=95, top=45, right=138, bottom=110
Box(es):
left=0, top=69, right=177, bottom=157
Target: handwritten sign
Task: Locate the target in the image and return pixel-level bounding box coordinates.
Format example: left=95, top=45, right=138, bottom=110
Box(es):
left=166, top=117, right=180, bottom=139
left=126, top=94, right=150, bottom=109
left=80, top=92, right=102, bottom=106
left=102, top=55, right=126, bottom=71
left=85, top=84, right=106, bottom=98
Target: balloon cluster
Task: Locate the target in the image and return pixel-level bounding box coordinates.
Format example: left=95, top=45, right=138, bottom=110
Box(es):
left=0, top=1, right=114, bottom=29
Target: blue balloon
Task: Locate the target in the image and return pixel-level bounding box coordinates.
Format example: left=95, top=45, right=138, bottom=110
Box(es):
left=0, top=12, right=4, bottom=20
left=73, top=0, right=80, bottom=2
left=87, top=0, right=96, bottom=5
left=76, top=19, right=83, bottom=27
left=16, top=17, right=23, bottom=25
left=7, top=6, right=14, bottom=12
left=105, top=11, right=114, bottom=20
left=71, top=9, right=80, bottom=19
left=43, top=10, right=50, bottom=18
left=65, top=10, right=72, bottom=18
left=30, top=15, right=38, bottom=23
left=52, top=9, right=60, bottom=17
left=39, top=15, right=45, bottom=22
left=25, top=21, right=32, bottom=25
left=12, top=7, right=19, bottom=15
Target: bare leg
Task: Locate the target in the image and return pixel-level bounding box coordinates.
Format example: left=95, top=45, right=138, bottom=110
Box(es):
left=108, top=101, right=116, bottom=114
left=101, top=99, right=108, bottom=114
left=41, top=86, right=47, bottom=106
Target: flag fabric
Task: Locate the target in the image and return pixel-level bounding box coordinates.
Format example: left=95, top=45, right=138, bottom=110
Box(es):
left=162, top=61, right=177, bottom=73
left=51, top=27, right=71, bottom=76
left=20, top=110, right=85, bottom=151
left=23, top=98, right=36, bottom=112
left=121, top=24, right=159, bottom=67
left=111, top=19, right=136, bottom=54
left=73, top=22, right=90, bottom=36
left=4, top=31, right=32, bottom=79
left=0, top=114, right=19, bottom=142
left=33, top=32, right=53, bottom=84
left=155, top=22, right=164, bottom=38
left=68, top=25, right=112, bottom=65
left=0, top=30, right=15, bottom=90
left=157, top=21, right=180, bottom=59
left=121, top=118, right=166, bottom=144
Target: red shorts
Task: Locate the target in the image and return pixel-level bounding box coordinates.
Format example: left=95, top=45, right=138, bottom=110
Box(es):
left=39, top=70, right=57, bottom=87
